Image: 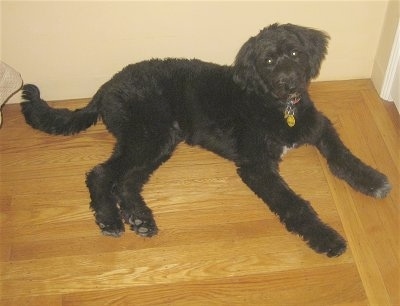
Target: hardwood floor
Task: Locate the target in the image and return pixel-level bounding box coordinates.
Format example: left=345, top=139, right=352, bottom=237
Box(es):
left=0, top=79, right=398, bottom=305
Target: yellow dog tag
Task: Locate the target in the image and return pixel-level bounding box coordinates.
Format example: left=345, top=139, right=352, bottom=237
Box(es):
left=284, top=107, right=296, bottom=127
left=286, top=114, right=295, bottom=127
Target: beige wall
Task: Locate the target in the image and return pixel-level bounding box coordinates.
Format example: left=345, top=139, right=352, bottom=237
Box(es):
left=1, top=1, right=390, bottom=102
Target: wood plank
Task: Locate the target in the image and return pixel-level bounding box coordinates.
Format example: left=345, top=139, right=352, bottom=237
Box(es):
left=0, top=237, right=354, bottom=298
left=62, top=264, right=366, bottom=305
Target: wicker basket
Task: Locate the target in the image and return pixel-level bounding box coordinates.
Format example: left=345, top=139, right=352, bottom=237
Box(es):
left=0, top=61, right=23, bottom=126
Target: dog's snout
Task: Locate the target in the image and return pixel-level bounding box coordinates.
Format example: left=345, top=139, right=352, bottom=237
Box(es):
left=278, top=77, right=297, bottom=92
left=276, top=73, right=299, bottom=93
left=270, top=69, right=306, bottom=99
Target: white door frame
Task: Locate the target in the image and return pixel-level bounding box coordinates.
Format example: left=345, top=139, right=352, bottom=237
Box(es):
left=380, top=19, right=400, bottom=112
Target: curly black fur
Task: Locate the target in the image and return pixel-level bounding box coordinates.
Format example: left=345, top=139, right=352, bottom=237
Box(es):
left=21, top=23, right=391, bottom=257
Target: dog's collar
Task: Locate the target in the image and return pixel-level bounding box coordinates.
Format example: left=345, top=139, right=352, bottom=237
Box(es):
left=284, top=95, right=301, bottom=127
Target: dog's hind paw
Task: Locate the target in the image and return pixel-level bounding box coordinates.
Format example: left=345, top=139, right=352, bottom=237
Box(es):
left=121, top=211, right=158, bottom=237
left=97, top=220, right=125, bottom=237
left=129, top=217, right=158, bottom=237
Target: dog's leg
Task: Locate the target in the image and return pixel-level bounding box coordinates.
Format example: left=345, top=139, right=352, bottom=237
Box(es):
left=87, top=121, right=180, bottom=237
left=316, top=117, right=391, bottom=198
left=117, top=162, right=165, bottom=238
left=86, top=152, right=127, bottom=237
left=114, top=121, right=181, bottom=237
left=237, top=163, right=347, bottom=257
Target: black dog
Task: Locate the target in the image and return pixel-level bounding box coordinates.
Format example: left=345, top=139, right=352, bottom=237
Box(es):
left=21, top=23, right=391, bottom=257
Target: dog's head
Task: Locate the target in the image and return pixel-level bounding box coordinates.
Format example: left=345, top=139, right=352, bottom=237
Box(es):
left=233, top=23, right=330, bottom=103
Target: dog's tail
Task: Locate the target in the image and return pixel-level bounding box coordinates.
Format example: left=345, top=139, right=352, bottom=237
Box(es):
left=21, top=84, right=100, bottom=135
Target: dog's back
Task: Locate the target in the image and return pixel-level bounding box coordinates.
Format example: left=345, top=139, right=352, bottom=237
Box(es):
left=22, top=59, right=235, bottom=136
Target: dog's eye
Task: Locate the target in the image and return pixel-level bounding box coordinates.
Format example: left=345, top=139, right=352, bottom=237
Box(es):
left=265, top=57, right=274, bottom=65
left=290, top=50, right=298, bottom=57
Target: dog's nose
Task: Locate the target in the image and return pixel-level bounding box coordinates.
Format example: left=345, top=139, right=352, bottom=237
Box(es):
left=278, top=77, right=297, bottom=92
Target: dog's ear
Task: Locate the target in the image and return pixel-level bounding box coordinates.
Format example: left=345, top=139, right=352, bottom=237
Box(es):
left=284, top=24, right=330, bottom=79
left=233, top=36, right=258, bottom=91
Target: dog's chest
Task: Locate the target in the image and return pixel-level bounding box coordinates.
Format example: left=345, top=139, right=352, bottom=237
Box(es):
left=280, top=144, right=296, bottom=158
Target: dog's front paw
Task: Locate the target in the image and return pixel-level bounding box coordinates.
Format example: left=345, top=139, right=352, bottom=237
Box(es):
left=122, top=210, right=158, bottom=237
left=372, top=180, right=392, bottom=199
left=305, top=225, right=347, bottom=257
left=353, top=168, right=391, bottom=199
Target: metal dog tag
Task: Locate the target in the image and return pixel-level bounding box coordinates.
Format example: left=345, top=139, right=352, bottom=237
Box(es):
left=284, top=106, right=296, bottom=127
left=286, top=114, right=295, bottom=127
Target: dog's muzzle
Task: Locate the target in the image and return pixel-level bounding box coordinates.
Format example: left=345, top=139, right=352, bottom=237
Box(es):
left=288, top=92, right=301, bottom=105
left=273, top=76, right=305, bottom=99
left=270, top=65, right=307, bottom=101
